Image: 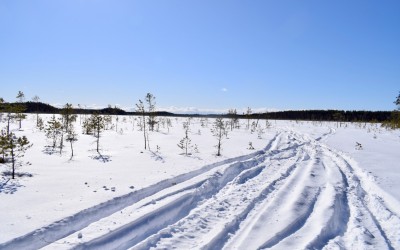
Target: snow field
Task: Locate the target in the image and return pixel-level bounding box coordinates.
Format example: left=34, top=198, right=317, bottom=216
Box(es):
left=0, top=114, right=399, bottom=249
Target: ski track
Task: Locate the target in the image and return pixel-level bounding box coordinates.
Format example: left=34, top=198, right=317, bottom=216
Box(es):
left=2, top=129, right=400, bottom=250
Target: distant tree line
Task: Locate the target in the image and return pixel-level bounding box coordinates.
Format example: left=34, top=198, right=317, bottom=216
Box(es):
left=250, top=110, right=391, bottom=123
left=0, top=101, right=392, bottom=123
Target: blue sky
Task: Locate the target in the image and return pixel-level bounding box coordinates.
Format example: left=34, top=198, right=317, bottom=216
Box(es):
left=1, top=0, right=399, bottom=112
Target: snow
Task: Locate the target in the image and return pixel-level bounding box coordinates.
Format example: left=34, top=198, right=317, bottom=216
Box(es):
left=0, top=115, right=399, bottom=249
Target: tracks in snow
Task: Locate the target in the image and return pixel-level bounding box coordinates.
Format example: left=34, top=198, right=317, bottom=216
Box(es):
left=2, top=129, right=399, bottom=250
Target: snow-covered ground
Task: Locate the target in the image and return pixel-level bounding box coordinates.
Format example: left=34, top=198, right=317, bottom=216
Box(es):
left=0, top=114, right=399, bottom=249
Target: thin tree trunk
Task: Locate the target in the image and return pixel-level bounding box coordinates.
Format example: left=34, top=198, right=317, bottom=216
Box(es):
left=217, top=139, right=221, bottom=156
left=146, top=131, right=150, bottom=150
left=7, top=115, right=10, bottom=136
left=60, top=132, right=64, bottom=155
left=218, top=128, right=223, bottom=156
left=143, top=113, right=147, bottom=150
left=97, top=125, right=100, bottom=153
left=70, top=141, right=74, bottom=159
left=11, top=140, right=15, bottom=179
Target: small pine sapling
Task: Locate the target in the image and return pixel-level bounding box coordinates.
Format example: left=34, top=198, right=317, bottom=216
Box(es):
left=257, top=127, right=265, bottom=139
left=228, top=109, right=238, bottom=131
left=136, top=99, right=147, bottom=150
left=177, top=121, right=192, bottom=156
left=15, top=91, right=26, bottom=130
left=145, top=93, right=157, bottom=131
left=250, top=121, right=257, bottom=133
left=194, top=144, right=199, bottom=153
left=82, top=119, right=93, bottom=135
left=211, top=118, right=226, bottom=156
left=0, top=131, right=32, bottom=179
left=166, top=118, right=172, bottom=133
left=246, top=107, right=252, bottom=130
left=66, top=125, right=78, bottom=160
left=89, top=113, right=106, bottom=154
left=0, top=130, right=8, bottom=163
left=265, top=120, right=271, bottom=129
left=61, top=103, right=77, bottom=133
left=37, top=117, right=44, bottom=131
left=45, top=115, right=63, bottom=149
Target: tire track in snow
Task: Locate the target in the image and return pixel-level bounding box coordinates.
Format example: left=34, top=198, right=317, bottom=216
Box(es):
left=224, top=130, right=397, bottom=250
left=322, top=148, right=399, bottom=250
left=72, top=134, right=300, bottom=249
left=268, top=131, right=398, bottom=250
left=0, top=133, right=283, bottom=250
left=304, top=158, right=350, bottom=249
left=80, top=129, right=399, bottom=250
left=222, top=139, right=327, bottom=250
left=132, top=137, right=306, bottom=250
left=197, top=156, right=305, bottom=250
left=5, top=128, right=398, bottom=250
left=73, top=155, right=272, bottom=249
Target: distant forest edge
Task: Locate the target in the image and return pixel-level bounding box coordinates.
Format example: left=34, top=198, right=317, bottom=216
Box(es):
left=0, top=101, right=393, bottom=123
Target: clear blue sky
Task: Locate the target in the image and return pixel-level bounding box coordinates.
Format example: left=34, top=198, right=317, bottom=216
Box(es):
left=1, top=0, right=399, bottom=112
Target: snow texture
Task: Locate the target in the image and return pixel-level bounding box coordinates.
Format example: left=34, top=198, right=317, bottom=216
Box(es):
left=0, top=115, right=399, bottom=249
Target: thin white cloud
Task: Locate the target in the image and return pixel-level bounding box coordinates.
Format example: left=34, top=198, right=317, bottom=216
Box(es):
left=221, top=88, right=228, bottom=92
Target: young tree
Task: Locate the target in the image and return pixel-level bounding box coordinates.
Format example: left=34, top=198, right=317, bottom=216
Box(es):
left=228, top=109, right=238, bottom=131
left=211, top=118, right=226, bottom=156
left=177, top=120, right=192, bottom=156
left=37, top=117, right=45, bottom=131
left=136, top=99, right=147, bottom=150
left=0, top=131, right=32, bottom=179
left=246, top=107, right=252, bottom=130
left=108, top=105, right=120, bottom=132
left=66, top=125, right=78, bottom=160
left=45, top=115, right=63, bottom=149
left=103, top=115, right=112, bottom=130
left=265, top=120, right=271, bottom=129
left=15, top=91, right=26, bottom=130
left=61, top=103, right=77, bottom=133
left=82, top=119, right=93, bottom=135
left=145, top=93, right=157, bottom=131
left=89, top=112, right=106, bottom=153
left=14, top=105, right=26, bottom=130
left=257, top=127, right=265, bottom=139
left=166, top=118, right=172, bottom=133
left=0, top=129, right=8, bottom=162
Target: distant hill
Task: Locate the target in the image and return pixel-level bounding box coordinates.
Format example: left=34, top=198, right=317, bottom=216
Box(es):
left=0, top=102, right=392, bottom=122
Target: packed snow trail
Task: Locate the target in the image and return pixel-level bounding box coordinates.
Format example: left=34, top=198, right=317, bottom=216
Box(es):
left=1, top=134, right=281, bottom=250
left=2, top=129, right=400, bottom=250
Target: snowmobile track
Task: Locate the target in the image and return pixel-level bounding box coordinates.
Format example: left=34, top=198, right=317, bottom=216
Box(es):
left=2, top=130, right=400, bottom=250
